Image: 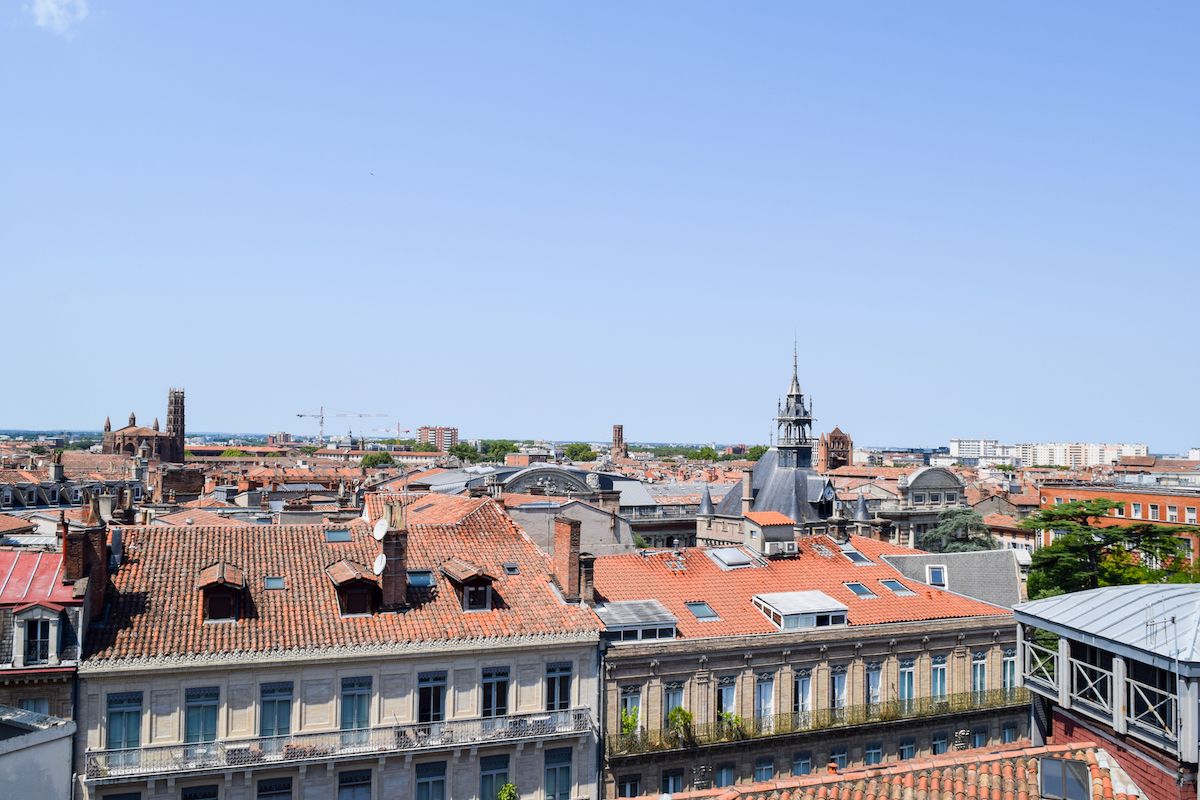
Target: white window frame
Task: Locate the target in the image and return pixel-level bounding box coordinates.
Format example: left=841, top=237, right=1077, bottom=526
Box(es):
left=926, top=565, right=947, bottom=587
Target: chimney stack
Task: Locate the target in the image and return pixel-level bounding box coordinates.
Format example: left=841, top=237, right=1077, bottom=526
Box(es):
left=578, top=552, right=596, bottom=606
left=553, top=516, right=581, bottom=601
left=381, top=503, right=408, bottom=610
left=741, top=468, right=754, bottom=516
left=63, top=528, right=87, bottom=582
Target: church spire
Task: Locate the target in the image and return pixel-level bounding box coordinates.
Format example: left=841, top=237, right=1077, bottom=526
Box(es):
left=103, top=416, right=111, bottom=433
left=775, top=347, right=814, bottom=469
left=789, top=337, right=801, bottom=396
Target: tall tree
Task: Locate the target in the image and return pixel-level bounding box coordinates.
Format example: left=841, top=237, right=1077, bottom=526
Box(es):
left=1020, top=498, right=1194, bottom=598
left=919, top=508, right=998, bottom=553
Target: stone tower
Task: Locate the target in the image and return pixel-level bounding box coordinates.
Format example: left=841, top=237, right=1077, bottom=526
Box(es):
left=166, top=388, right=186, bottom=463
left=776, top=345, right=815, bottom=469
left=611, top=424, right=628, bottom=459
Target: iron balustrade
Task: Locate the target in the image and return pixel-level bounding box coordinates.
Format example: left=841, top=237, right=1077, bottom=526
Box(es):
left=605, top=688, right=1028, bottom=757
left=85, top=707, right=592, bottom=782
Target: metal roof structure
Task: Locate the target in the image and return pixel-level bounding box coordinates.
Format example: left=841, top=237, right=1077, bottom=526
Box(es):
left=753, top=590, right=847, bottom=616
left=1015, top=584, right=1200, bottom=674
left=594, top=598, right=677, bottom=629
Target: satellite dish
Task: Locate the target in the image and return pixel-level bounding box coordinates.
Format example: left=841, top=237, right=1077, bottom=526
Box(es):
left=372, top=519, right=389, bottom=541
left=373, top=552, right=387, bottom=575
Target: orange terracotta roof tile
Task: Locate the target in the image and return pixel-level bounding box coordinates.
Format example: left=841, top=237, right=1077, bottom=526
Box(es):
left=637, top=742, right=1143, bottom=800
left=86, top=499, right=601, bottom=664
left=156, top=509, right=249, bottom=527
left=594, top=535, right=1008, bottom=638
left=0, top=513, right=35, bottom=535
left=745, top=510, right=795, bottom=526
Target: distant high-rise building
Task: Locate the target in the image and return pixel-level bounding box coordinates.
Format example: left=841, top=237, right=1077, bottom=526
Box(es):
left=611, top=424, right=628, bottom=458
left=949, top=438, right=1147, bottom=468
left=416, top=425, right=458, bottom=452
left=267, top=432, right=293, bottom=445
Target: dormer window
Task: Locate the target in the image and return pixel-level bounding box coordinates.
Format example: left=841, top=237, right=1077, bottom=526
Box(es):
left=197, top=561, right=246, bottom=623
left=465, top=582, right=492, bottom=611
left=439, top=558, right=498, bottom=613
left=324, top=559, right=380, bottom=616
left=25, top=619, right=50, bottom=664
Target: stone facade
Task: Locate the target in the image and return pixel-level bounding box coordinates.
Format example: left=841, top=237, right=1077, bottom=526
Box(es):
left=601, top=617, right=1026, bottom=798
left=102, top=388, right=185, bottom=464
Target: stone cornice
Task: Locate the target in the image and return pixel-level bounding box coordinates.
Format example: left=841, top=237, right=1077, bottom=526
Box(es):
left=79, top=630, right=599, bottom=676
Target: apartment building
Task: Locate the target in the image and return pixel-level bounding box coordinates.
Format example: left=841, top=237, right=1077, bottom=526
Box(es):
left=947, top=440, right=1149, bottom=469
left=1037, top=482, right=1200, bottom=557
left=417, top=426, right=459, bottom=453
left=76, top=494, right=603, bottom=800
left=592, top=535, right=1028, bottom=798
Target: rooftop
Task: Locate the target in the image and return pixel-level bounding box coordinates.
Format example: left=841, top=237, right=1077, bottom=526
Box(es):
left=1015, top=584, right=1200, bottom=674
left=84, top=494, right=601, bottom=666
left=594, top=535, right=1009, bottom=639
left=0, top=550, right=77, bottom=606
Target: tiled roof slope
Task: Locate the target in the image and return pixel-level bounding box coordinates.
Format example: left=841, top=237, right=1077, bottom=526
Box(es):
left=362, top=491, right=486, bottom=526
left=638, top=743, right=1144, bottom=800
left=85, top=496, right=601, bottom=664
left=593, top=535, right=1008, bottom=638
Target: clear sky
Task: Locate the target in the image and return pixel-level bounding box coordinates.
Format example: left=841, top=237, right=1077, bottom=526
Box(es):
left=2, top=2, right=1197, bottom=450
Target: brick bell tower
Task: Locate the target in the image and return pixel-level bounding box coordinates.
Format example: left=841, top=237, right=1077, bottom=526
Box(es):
left=166, top=388, right=186, bottom=463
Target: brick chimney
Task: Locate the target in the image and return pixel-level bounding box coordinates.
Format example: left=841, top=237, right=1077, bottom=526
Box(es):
left=63, top=526, right=86, bottom=582
left=381, top=503, right=408, bottom=610
left=85, top=523, right=110, bottom=621
left=578, top=552, right=596, bottom=606
left=553, top=516, right=581, bottom=601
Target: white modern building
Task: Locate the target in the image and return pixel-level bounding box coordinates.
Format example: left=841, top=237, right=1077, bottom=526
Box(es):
left=948, top=440, right=1148, bottom=469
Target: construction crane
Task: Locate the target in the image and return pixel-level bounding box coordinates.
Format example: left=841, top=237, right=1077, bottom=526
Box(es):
left=296, top=407, right=387, bottom=445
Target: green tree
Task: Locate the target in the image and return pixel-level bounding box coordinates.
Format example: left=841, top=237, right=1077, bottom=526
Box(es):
left=1020, top=499, right=1195, bottom=598
left=220, top=448, right=249, bottom=458
left=918, top=508, right=998, bottom=553
left=299, top=445, right=320, bottom=455
left=695, top=446, right=719, bottom=461
left=564, top=443, right=597, bottom=462
left=497, top=784, right=520, bottom=800
left=30, top=445, right=47, bottom=455
left=412, top=442, right=437, bottom=452
left=449, top=442, right=480, bottom=462
left=746, top=445, right=769, bottom=461
left=481, top=440, right=518, bottom=462
left=360, top=452, right=395, bottom=468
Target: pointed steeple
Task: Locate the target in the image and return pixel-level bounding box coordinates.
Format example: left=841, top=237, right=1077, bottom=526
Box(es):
left=697, top=484, right=715, bottom=517
left=152, top=417, right=160, bottom=432
left=854, top=490, right=870, bottom=522
left=128, top=412, right=136, bottom=427
left=789, top=337, right=801, bottom=396
left=775, top=345, right=814, bottom=469
left=103, top=416, right=111, bottom=433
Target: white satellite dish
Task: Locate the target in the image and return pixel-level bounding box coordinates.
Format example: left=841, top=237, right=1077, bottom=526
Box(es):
left=373, top=552, right=387, bottom=575
left=372, top=519, right=389, bottom=541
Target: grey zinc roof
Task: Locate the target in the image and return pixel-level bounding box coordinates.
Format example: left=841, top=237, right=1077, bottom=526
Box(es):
left=713, top=448, right=829, bottom=522
left=1015, top=584, right=1200, bottom=674
left=881, top=550, right=1022, bottom=609
left=612, top=480, right=656, bottom=507
left=594, top=599, right=677, bottom=629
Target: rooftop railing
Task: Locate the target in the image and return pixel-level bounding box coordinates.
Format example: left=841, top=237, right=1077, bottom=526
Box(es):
left=605, top=688, right=1027, bottom=757
left=86, top=707, right=592, bottom=783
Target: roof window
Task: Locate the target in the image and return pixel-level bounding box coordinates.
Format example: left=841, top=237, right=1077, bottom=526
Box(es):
left=685, top=601, right=720, bottom=621
left=709, top=547, right=754, bottom=569
left=408, top=570, right=435, bottom=588
left=325, top=529, right=352, bottom=543
left=841, top=547, right=872, bottom=565
left=1040, top=758, right=1090, bottom=800
left=503, top=563, right=520, bottom=575
left=845, top=582, right=877, bottom=599
left=264, top=576, right=286, bottom=590
left=752, top=591, right=848, bottom=630
left=880, top=579, right=915, bottom=596
left=926, top=565, right=947, bottom=587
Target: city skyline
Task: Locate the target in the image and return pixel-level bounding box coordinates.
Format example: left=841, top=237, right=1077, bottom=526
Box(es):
left=3, top=2, right=1197, bottom=450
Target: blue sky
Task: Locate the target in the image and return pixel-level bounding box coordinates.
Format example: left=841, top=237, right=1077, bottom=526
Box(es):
left=2, top=2, right=1197, bottom=450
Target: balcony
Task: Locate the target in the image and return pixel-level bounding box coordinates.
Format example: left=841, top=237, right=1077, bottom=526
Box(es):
left=86, top=707, right=592, bottom=783
left=605, top=688, right=1027, bottom=757
left=622, top=505, right=698, bottom=521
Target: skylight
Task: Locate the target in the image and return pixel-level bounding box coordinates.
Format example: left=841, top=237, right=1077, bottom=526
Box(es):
left=842, top=548, right=872, bottom=565
left=845, top=582, right=877, bottom=598
left=324, top=529, right=352, bottom=543
left=503, top=563, right=520, bottom=575
left=709, top=547, right=754, bottom=569
left=685, top=601, right=720, bottom=621
left=880, top=579, right=915, bottom=596
left=264, top=576, right=286, bottom=590
left=408, top=570, right=435, bottom=587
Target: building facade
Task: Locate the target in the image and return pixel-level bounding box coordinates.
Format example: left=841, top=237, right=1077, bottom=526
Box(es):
left=76, top=495, right=603, bottom=800
left=416, top=426, right=459, bottom=453
left=593, top=535, right=1027, bottom=798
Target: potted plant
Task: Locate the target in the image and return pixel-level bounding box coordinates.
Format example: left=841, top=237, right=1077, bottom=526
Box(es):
left=497, top=783, right=520, bottom=800
left=665, top=706, right=694, bottom=747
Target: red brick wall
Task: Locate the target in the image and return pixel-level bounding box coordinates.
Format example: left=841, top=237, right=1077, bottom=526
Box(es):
left=1050, top=711, right=1196, bottom=800
left=553, top=516, right=580, bottom=601
left=1038, top=486, right=1200, bottom=556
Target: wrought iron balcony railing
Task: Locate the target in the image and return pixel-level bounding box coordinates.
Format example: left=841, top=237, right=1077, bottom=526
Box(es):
left=86, top=707, right=592, bottom=782
left=605, top=688, right=1028, bottom=757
